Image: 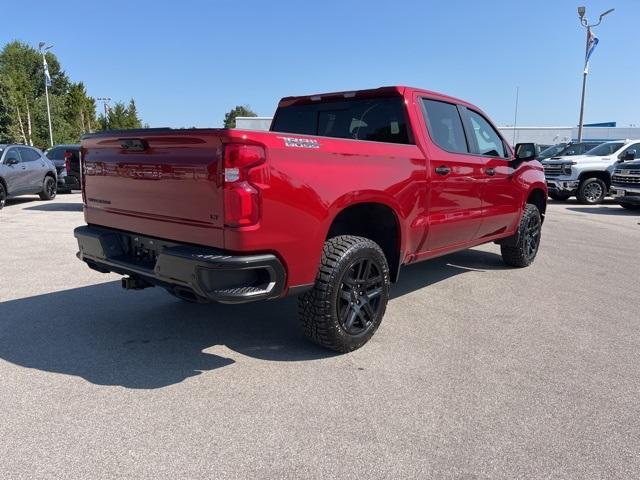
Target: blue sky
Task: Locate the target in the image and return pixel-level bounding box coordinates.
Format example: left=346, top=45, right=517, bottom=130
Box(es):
left=3, top=0, right=638, bottom=128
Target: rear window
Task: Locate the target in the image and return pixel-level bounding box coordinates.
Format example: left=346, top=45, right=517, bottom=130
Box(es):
left=46, top=147, right=63, bottom=160
left=272, top=97, right=412, bottom=144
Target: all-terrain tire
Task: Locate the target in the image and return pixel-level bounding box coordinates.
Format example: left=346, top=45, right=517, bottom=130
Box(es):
left=39, top=176, right=57, bottom=200
left=298, top=235, right=390, bottom=353
left=576, top=177, right=606, bottom=204
left=501, top=204, right=542, bottom=268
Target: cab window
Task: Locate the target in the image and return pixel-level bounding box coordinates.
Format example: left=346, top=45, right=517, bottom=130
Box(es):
left=4, top=148, right=21, bottom=164
left=421, top=99, right=469, bottom=154
left=19, top=147, right=41, bottom=162
left=465, top=110, right=507, bottom=158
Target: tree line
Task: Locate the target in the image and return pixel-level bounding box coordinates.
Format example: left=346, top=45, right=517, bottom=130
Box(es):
left=0, top=41, right=143, bottom=148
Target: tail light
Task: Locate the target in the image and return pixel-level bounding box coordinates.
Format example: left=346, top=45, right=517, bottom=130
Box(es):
left=223, top=144, right=266, bottom=227
left=64, top=151, right=72, bottom=174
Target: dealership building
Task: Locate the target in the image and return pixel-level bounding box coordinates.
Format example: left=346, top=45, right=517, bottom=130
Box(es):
left=236, top=117, right=640, bottom=145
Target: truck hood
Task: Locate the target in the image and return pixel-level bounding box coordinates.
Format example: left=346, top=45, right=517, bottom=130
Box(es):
left=560, top=154, right=612, bottom=164
left=616, top=160, right=640, bottom=171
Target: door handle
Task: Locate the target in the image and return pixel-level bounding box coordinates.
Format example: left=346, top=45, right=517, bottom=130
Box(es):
left=21, top=166, right=26, bottom=170
left=435, top=165, right=451, bottom=176
left=486, top=167, right=496, bottom=176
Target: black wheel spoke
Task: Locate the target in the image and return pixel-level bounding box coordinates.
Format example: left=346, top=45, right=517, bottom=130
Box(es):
left=344, top=309, right=357, bottom=330
left=336, top=255, right=386, bottom=335
left=364, top=275, right=382, bottom=288
left=366, top=287, right=382, bottom=300
left=361, top=302, right=375, bottom=322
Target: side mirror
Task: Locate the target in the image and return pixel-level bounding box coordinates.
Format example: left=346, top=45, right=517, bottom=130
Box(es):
left=5, top=158, right=19, bottom=166
left=622, top=150, right=636, bottom=161
left=514, top=143, right=537, bottom=161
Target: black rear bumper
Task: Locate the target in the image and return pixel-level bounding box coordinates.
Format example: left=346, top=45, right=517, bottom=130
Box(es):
left=74, top=225, right=286, bottom=304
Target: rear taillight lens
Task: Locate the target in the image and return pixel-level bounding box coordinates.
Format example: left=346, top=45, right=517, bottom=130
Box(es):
left=223, top=144, right=266, bottom=227
left=64, top=151, right=72, bottom=174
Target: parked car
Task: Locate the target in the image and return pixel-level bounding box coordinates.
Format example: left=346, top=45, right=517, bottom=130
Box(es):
left=610, top=150, right=640, bottom=210
left=74, top=86, right=547, bottom=352
left=542, top=140, right=640, bottom=204
left=45, top=144, right=81, bottom=192
left=0, top=144, right=57, bottom=209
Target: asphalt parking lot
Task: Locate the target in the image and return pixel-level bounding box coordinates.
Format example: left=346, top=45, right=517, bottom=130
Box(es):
left=1, top=193, right=639, bottom=479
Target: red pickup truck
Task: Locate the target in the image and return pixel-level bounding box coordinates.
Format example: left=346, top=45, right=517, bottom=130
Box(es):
left=74, top=86, right=546, bottom=352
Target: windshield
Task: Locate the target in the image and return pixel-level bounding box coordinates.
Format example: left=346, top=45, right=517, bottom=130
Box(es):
left=538, top=143, right=567, bottom=159
left=585, top=142, right=624, bottom=156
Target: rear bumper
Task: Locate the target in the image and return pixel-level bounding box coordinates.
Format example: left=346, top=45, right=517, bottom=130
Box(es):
left=74, top=225, right=286, bottom=304
left=610, top=186, right=640, bottom=205
left=63, top=175, right=81, bottom=190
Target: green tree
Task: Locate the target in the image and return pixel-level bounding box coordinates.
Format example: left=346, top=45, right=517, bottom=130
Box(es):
left=98, top=99, right=143, bottom=130
left=0, top=40, right=143, bottom=144
left=0, top=75, right=18, bottom=143
left=223, top=105, right=257, bottom=128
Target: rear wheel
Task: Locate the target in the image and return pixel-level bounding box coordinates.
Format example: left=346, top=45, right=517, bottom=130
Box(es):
left=501, top=204, right=542, bottom=268
left=576, top=178, right=606, bottom=204
left=619, top=202, right=640, bottom=211
left=298, top=235, right=390, bottom=353
left=0, top=182, right=6, bottom=209
left=39, top=176, right=57, bottom=200
left=549, top=192, right=570, bottom=201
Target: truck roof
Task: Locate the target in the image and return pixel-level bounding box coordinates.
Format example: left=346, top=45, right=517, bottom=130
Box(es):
left=277, top=86, right=474, bottom=109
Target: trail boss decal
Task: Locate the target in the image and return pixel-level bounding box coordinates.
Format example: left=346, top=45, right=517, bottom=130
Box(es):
left=277, top=136, right=320, bottom=149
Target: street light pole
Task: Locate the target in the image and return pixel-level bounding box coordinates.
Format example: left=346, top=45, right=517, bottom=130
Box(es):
left=576, top=7, right=614, bottom=142
left=38, top=42, right=54, bottom=147
left=97, top=97, right=112, bottom=129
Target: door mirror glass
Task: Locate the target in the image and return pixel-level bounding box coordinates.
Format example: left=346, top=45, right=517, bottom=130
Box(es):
left=514, top=143, right=537, bottom=161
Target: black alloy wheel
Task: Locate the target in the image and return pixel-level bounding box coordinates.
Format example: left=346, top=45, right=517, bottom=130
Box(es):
left=337, top=257, right=384, bottom=335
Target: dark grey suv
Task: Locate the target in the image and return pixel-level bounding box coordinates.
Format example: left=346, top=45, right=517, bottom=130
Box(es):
left=0, top=144, right=58, bottom=209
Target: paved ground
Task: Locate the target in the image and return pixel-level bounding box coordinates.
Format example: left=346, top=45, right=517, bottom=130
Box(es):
left=1, top=193, right=639, bottom=479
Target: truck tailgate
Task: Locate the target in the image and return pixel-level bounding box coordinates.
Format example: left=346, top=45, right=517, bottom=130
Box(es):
left=82, top=130, right=225, bottom=248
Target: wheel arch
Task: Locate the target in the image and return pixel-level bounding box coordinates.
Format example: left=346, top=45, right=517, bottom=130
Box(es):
left=578, top=170, right=611, bottom=187
left=526, top=188, right=547, bottom=222
left=325, top=200, right=403, bottom=282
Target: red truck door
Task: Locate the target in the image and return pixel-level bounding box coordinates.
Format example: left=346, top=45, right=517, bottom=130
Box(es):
left=418, top=98, right=485, bottom=251
left=460, top=108, right=521, bottom=238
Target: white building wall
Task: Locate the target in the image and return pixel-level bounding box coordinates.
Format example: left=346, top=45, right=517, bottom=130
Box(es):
left=235, top=117, right=272, bottom=131
left=498, top=127, right=573, bottom=145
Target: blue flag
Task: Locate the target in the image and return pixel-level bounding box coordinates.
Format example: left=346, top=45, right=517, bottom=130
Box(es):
left=584, top=30, right=599, bottom=73
left=43, top=56, right=52, bottom=87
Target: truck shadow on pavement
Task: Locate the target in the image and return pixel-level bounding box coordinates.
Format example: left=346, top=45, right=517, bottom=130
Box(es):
left=24, top=202, right=83, bottom=212
left=0, top=249, right=505, bottom=389
left=566, top=206, right=639, bottom=216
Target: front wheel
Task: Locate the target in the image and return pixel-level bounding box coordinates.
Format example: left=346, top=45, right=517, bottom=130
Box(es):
left=0, top=182, right=6, bottom=209
left=576, top=178, right=606, bottom=204
left=39, top=176, right=57, bottom=200
left=298, top=235, right=390, bottom=353
left=501, top=204, right=542, bottom=268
